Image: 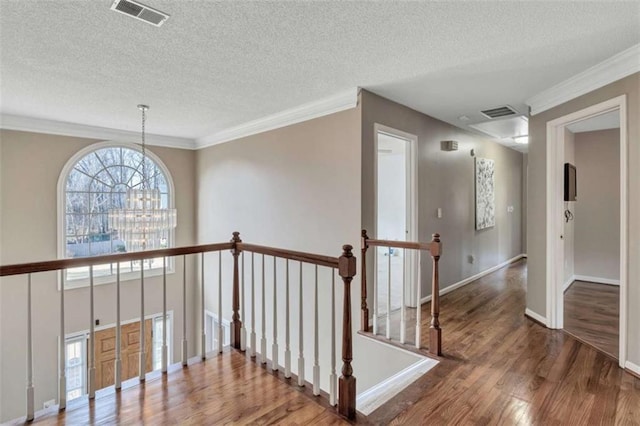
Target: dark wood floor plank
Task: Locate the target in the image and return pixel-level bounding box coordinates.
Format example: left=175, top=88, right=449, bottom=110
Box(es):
left=367, top=260, right=640, bottom=425
left=564, top=280, right=619, bottom=359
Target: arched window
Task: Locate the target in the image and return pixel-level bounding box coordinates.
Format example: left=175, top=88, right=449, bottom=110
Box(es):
left=59, top=142, right=175, bottom=285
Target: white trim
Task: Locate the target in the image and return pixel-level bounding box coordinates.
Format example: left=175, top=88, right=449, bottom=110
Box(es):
left=65, top=310, right=174, bottom=337
left=373, top=124, right=419, bottom=307
left=420, top=254, right=526, bottom=304
left=195, top=88, right=358, bottom=148
left=0, top=114, right=195, bottom=150
left=525, top=308, right=548, bottom=327
left=545, top=95, right=627, bottom=369
left=563, top=276, right=574, bottom=293
left=57, top=141, right=177, bottom=289
left=356, top=357, right=438, bottom=416
left=626, top=361, right=640, bottom=376
left=527, top=44, right=640, bottom=115
left=573, top=275, right=620, bottom=286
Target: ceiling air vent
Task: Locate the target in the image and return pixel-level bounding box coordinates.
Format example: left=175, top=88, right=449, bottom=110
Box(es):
left=111, top=0, right=169, bottom=27
left=480, top=105, right=518, bottom=119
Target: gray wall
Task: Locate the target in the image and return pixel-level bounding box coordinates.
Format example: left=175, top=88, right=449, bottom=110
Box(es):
left=574, top=129, right=620, bottom=281
left=361, top=90, right=525, bottom=301
left=527, top=72, right=639, bottom=366
left=0, top=130, right=198, bottom=422
left=195, top=106, right=422, bottom=396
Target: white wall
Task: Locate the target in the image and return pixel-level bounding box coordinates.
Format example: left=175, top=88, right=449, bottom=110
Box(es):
left=574, top=129, right=620, bottom=281
left=0, top=130, right=198, bottom=422
left=377, top=149, right=406, bottom=241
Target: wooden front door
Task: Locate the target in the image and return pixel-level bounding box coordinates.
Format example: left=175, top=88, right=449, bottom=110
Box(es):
left=94, top=319, right=153, bottom=390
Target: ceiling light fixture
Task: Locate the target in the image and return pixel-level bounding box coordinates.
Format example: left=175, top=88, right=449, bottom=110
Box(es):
left=108, top=105, right=177, bottom=252
left=513, top=135, right=529, bottom=145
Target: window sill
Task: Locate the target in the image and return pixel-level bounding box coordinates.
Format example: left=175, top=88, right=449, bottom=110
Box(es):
left=62, top=266, right=176, bottom=290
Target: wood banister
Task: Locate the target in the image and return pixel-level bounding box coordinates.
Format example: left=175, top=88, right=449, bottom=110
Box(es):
left=429, top=234, right=442, bottom=356
left=338, top=244, right=356, bottom=420
left=236, top=243, right=339, bottom=269
left=365, top=238, right=429, bottom=251
left=360, top=229, right=369, bottom=332
left=0, top=242, right=234, bottom=277
left=360, top=229, right=444, bottom=356
left=231, top=232, right=242, bottom=349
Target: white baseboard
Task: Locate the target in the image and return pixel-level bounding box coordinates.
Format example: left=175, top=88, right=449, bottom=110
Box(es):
left=356, top=357, right=438, bottom=415
left=563, top=276, right=575, bottom=292
left=626, top=361, right=640, bottom=376
left=573, top=275, right=620, bottom=286
left=525, top=308, right=548, bottom=326
left=420, top=254, right=526, bottom=304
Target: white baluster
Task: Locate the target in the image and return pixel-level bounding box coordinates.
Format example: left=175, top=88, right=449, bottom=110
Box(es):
left=240, top=252, right=247, bottom=351
left=115, top=263, right=122, bottom=388
left=58, top=270, right=66, bottom=410
left=201, top=252, right=206, bottom=360
left=261, top=254, right=267, bottom=364
left=26, top=274, right=34, bottom=421
left=387, top=249, right=391, bottom=339
left=415, top=251, right=422, bottom=349
left=400, top=249, right=406, bottom=344
left=272, top=256, right=279, bottom=371
left=284, top=259, right=291, bottom=378
left=218, top=250, right=223, bottom=354
left=162, top=256, right=168, bottom=372
left=139, top=266, right=146, bottom=381
left=313, top=265, right=320, bottom=396
left=373, top=248, right=378, bottom=335
left=89, top=266, right=96, bottom=396
left=250, top=252, right=256, bottom=358
left=329, top=270, right=337, bottom=406
left=182, top=254, right=188, bottom=366
left=298, top=262, right=305, bottom=387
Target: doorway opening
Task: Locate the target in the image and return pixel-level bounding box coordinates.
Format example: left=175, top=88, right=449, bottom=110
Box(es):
left=545, top=95, right=627, bottom=367
left=373, top=124, right=417, bottom=337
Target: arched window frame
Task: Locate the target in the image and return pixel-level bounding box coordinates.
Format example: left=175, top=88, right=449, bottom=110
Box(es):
left=57, top=141, right=176, bottom=289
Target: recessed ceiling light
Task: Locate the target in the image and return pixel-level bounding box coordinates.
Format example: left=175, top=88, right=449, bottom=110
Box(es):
left=513, top=135, right=529, bottom=144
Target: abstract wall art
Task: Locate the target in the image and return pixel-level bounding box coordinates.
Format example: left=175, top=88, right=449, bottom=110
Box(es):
left=475, top=157, right=495, bottom=230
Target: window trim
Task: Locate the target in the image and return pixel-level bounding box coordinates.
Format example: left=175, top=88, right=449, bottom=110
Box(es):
left=57, top=141, right=176, bottom=289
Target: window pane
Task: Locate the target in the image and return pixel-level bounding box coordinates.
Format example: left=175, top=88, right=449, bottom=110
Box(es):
left=63, top=145, right=173, bottom=281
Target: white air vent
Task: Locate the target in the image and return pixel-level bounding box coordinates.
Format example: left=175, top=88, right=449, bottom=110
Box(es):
left=111, top=0, right=169, bottom=27
left=480, top=105, right=518, bottom=119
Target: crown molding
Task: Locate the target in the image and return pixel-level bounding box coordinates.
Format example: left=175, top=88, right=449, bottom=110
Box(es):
left=0, top=114, right=196, bottom=150
left=527, top=44, right=640, bottom=116
left=195, top=87, right=359, bottom=149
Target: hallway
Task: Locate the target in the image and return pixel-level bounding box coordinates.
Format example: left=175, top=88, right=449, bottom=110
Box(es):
left=367, top=259, right=640, bottom=424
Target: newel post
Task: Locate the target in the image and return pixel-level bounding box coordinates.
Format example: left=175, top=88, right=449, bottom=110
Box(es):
left=429, top=233, right=442, bottom=356
left=360, top=230, right=369, bottom=332
left=231, top=232, right=242, bottom=349
left=338, top=245, right=357, bottom=420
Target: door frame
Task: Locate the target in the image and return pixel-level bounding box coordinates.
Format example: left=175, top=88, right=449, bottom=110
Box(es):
left=545, top=95, right=627, bottom=368
left=373, top=123, right=419, bottom=307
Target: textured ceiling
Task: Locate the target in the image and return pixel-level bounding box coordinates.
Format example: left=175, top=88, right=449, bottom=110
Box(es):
left=1, top=1, right=638, bottom=144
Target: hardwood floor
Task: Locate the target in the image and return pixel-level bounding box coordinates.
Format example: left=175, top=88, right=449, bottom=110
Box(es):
left=22, top=260, right=640, bottom=425
left=564, top=280, right=619, bottom=359
left=367, top=259, right=640, bottom=425
left=26, top=351, right=349, bottom=425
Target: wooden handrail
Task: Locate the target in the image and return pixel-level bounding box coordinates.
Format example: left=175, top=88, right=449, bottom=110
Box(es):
left=365, top=238, right=430, bottom=251
left=236, top=243, right=339, bottom=269
left=0, top=242, right=234, bottom=277
left=360, top=229, right=442, bottom=356
left=2, top=231, right=357, bottom=420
